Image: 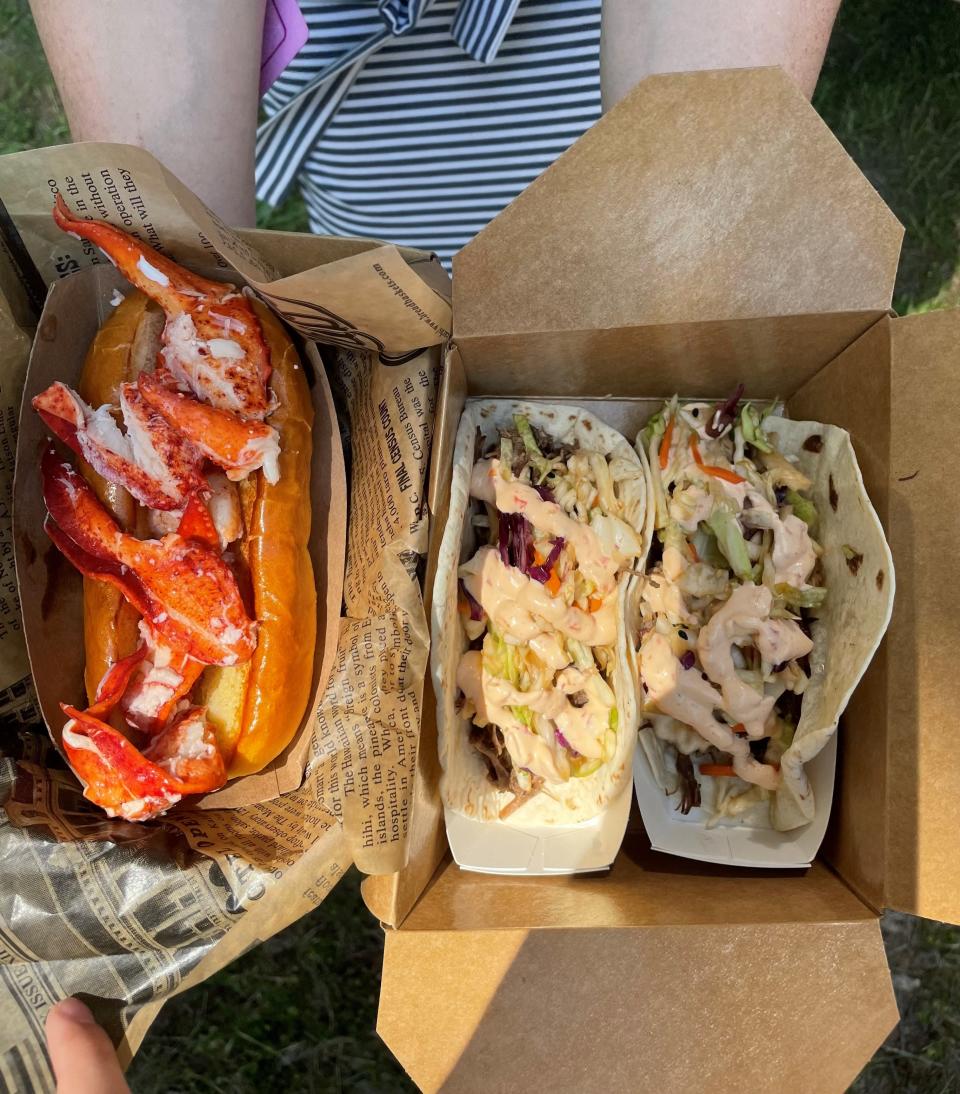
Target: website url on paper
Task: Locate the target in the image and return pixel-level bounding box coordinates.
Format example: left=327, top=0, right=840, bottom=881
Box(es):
left=373, top=263, right=450, bottom=340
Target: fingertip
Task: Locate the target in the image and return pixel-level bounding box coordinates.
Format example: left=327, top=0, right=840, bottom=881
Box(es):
left=46, top=997, right=129, bottom=1094
left=48, top=997, right=97, bottom=1027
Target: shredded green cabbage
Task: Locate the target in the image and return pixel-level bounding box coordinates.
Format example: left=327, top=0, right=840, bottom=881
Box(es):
left=484, top=628, right=521, bottom=686
left=514, top=413, right=553, bottom=481
left=786, top=489, right=818, bottom=528
left=573, top=758, right=603, bottom=778
left=706, top=508, right=754, bottom=581
left=772, top=718, right=796, bottom=749
left=775, top=582, right=828, bottom=609
left=740, top=403, right=773, bottom=452
left=640, top=410, right=666, bottom=451
left=566, top=638, right=595, bottom=671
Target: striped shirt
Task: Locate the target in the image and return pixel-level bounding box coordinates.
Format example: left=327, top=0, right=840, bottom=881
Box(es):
left=258, top=0, right=602, bottom=265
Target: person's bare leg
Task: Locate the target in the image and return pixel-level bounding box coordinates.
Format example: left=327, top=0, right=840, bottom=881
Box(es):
left=601, top=0, right=842, bottom=110
left=30, top=0, right=266, bottom=225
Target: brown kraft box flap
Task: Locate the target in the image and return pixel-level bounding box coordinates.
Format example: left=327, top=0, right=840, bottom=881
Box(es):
left=379, top=918, right=895, bottom=1094
left=370, top=66, right=925, bottom=1090
left=452, top=67, right=902, bottom=340
left=790, top=310, right=960, bottom=926
left=882, top=309, right=960, bottom=922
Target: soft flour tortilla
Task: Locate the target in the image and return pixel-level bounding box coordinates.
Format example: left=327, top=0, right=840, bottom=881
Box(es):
left=633, top=415, right=894, bottom=833
left=766, top=418, right=894, bottom=830
left=432, top=400, right=652, bottom=826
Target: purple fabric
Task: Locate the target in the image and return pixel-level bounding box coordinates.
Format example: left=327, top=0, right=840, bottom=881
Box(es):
left=260, top=0, right=309, bottom=95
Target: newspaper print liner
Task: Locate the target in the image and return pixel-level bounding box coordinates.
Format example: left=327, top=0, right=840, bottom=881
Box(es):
left=0, top=340, right=438, bottom=1091
left=632, top=417, right=895, bottom=848
left=432, top=400, right=653, bottom=826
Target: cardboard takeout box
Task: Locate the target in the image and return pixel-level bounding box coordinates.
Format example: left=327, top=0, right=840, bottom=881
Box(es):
left=366, top=68, right=960, bottom=1092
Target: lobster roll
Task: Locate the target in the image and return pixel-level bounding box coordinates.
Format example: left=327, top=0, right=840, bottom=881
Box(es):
left=31, top=196, right=315, bottom=821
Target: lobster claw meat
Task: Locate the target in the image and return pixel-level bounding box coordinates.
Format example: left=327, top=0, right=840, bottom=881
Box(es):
left=42, top=445, right=256, bottom=666
left=33, top=380, right=206, bottom=510
left=120, top=622, right=206, bottom=736
left=62, top=701, right=225, bottom=821
left=53, top=194, right=271, bottom=419
left=138, top=372, right=280, bottom=484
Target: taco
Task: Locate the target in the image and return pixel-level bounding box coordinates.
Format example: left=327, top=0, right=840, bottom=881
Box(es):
left=432, top=400, right=652, bottom=825
left=632, top=390, right=893, bottom=832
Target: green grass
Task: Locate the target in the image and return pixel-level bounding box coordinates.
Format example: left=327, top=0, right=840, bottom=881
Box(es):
left=127, top=869, right=412, bottom=1094
left=0, top=0, right=67, bottom=154
left=854, top=914, right=960, bottom=1094
left=2, top=0, right=960, bottom=1090
left=813, top=0, right=960, bottom=314
left=257, top=194, right=310, bottom=235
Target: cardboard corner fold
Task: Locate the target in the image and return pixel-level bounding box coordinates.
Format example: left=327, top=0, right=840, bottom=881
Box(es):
left=378, top=917, right=897, bottom=1094
left=453, top=66, right=902, bottom=340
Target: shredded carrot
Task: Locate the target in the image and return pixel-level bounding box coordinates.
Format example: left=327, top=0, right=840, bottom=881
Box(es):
left=590, top=492, right=599, bottom=508
left=588, top=596, right=604, bottom=613
left=533, top=547, right=547, bottom=567
left=457, top=596, right=470, bottom=616
left=731, top=723, right=746, bottom=735
left=688, top=540, right=700, bottom=563
left=545, top=567, right=562, bottom=595
left=659, top=415, right=675, bottom=470
left=705, top=465, right=746, bottom=485
left=698, top=763, right=737, bottom=777
left=689, top=434, right=745, bottom=484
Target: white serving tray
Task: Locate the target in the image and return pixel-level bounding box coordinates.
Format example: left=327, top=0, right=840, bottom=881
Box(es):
left=632, top=733, right=837, bottom=869
left=444, top=780, right=633, bottom=875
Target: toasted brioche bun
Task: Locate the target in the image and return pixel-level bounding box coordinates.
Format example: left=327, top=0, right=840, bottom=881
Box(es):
left=196, top=301, right=316, bottom=777
left=78, top=291, right=315, bottom=778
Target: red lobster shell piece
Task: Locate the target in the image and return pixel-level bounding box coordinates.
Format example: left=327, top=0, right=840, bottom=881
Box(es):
left=61, top=702, right=226, bottom=821
left=61, top=642, right=225, bottom=821
left=53, top=194, right=271, bottom=420
left=32, top=380, right=206, bottom=510
left=138, top=372, right=280, bottom=484
left=42, top=446, right=257, bottom=666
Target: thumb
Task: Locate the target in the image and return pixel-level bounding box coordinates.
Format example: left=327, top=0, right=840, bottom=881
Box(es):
left=45, top=998, right=129, bottom=1094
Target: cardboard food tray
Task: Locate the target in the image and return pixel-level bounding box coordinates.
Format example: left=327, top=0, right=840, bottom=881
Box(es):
left=366, top=68, right=960, bottom=1094
left=437, top=389, right=889, bottom=873
left=12, top=262, right=347, bottom=807
left=433, top=395, right=647, bottom=876
left=632, top=733, right=839, bottom=868
left=443, top=784, right=633, bottom=875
